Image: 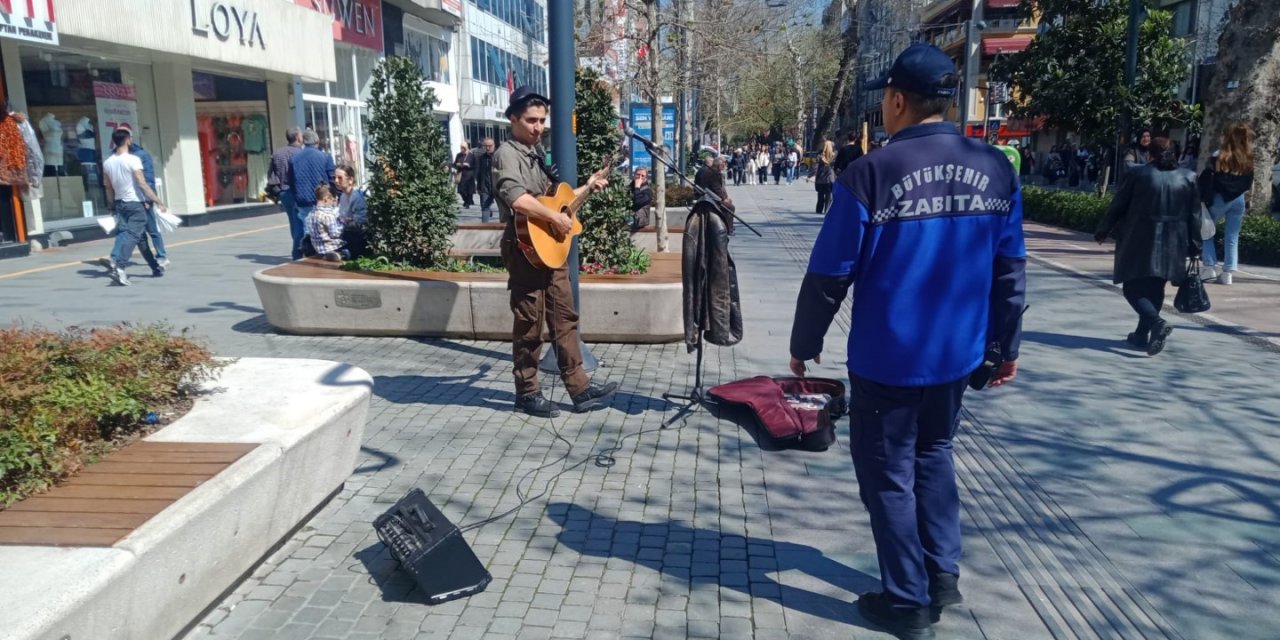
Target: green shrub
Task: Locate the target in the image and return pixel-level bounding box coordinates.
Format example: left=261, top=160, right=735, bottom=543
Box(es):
left=1020, top=186, right=1112, bottom=233
left=0, top=324, right=221, bottom=506
left=1021, top=186, right=1280, bottom=267
left=574, top=68, right=645, bottom=273
left=365, top=57, right=457, bottom=269
left=665, top=185, right=696, bottom=208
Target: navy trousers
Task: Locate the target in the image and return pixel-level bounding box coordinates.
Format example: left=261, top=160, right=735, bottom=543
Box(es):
left=849, top=373, right=968, bottom=609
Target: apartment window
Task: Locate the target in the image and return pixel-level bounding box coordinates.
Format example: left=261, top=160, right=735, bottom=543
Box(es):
left=475, top=0, right=545, bottom=42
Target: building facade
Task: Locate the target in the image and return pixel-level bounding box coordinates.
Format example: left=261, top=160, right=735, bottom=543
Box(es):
left=917, top=0, right=1040, bottom=142
left=0, top=0, right=338, bottom=257
left=457, top=0, right=547, bottom=147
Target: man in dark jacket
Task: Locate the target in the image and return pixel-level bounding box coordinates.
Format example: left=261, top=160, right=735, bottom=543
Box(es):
left=269, top=127, right=305, bottom=258
left=289, top=129, right=336, bottom=256
left=475, top=137, right=497, bottom=222
left=832, top=132, right=863, bottom=176
left=789, top=43, right=1026, bottom=640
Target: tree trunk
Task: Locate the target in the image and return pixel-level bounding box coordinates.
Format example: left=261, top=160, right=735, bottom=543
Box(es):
left=644, top=0, right=669, bottom=252
left=812, top=0, right=859, bottom=151
left=784, top=37, right=806, bottom=147
left=1199, top=0, right=1280, bottom=214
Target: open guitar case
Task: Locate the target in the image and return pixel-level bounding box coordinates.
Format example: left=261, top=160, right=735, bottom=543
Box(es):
left=708, top=376, right=846, bottom=452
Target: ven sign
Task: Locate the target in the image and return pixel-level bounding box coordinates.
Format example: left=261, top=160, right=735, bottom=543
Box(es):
left=190, top=0, right=266, bottom=49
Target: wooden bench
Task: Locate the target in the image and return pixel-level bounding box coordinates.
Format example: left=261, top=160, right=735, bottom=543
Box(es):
left=0, top=441, right=257, bottom=547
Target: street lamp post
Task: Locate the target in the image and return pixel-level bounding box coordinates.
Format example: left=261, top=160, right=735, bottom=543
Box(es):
left=540, top=0, right=598, bottom=374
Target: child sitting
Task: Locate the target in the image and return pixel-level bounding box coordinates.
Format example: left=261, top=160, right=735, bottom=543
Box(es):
left=304, top=184, right=347, bottom=261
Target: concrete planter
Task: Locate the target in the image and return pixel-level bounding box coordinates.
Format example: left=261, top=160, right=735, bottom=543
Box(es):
left=0, top=358, right=372, bottom=640
left=252, top=252, right=684, bottom=343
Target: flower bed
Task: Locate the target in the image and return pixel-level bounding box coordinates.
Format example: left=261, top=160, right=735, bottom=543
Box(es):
left=0, top=324, right=221, bottom=507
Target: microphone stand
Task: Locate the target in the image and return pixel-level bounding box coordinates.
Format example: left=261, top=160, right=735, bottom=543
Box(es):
left=627, top=133, right=760, bottom=428
left=628, top=132, right=763, bottom=238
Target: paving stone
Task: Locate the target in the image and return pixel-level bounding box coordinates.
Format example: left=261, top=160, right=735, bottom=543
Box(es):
left=18, top=190, right=1256, bottom=640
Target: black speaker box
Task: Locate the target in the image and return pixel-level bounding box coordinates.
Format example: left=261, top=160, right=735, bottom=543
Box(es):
left=373, top=489, right=492, bottom=604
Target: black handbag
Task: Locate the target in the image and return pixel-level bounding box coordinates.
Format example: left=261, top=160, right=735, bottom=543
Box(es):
left=1174, top=258, right=1211, bottom=313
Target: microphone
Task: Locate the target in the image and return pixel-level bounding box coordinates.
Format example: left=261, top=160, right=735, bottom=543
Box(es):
left=624, top=126, right=661, bottom=152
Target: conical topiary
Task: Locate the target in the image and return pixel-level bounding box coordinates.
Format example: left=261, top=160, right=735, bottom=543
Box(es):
left=365, top=56, right=457, bottom=269
left=575, top=67, right=646, bottom=273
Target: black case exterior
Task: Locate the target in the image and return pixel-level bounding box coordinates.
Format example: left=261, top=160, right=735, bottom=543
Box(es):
left=374, top=489, right=492, bottom=604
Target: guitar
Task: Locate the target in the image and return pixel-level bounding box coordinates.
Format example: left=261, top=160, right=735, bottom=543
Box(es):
left=515, top=155, right=613, bottom=270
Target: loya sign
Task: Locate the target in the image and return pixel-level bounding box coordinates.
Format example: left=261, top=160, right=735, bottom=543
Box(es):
left=190, top=0, right=265, bottom=49
left=297, top=0, right=382, bottom=51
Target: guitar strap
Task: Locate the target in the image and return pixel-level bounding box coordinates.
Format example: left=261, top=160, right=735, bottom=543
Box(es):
left=527, top=145, right=561, bottom=193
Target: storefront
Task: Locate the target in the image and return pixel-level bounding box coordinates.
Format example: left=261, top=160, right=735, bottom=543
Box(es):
left=0, top=0, right=336, bottom=252
left=295, top=0, right=385, bottom=182
left=0, top=0, right=56, bottom=257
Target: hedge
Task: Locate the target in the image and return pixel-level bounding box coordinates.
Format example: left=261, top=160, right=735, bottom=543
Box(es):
left=0, top=324, right=222, bottom=506
left=1021, top=186, right=1280, bottom=267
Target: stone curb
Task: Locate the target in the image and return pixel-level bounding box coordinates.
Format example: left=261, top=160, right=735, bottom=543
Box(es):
left=252, top=269, right=684, bottom=343
left=0, top=358, right=372, bottom=640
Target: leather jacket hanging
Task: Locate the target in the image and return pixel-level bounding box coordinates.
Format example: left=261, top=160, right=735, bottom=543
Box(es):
left=683, top=203, right=743, bottom=351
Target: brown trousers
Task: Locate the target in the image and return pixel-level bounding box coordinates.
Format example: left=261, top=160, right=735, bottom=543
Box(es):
left=503, top=238, right=590, bottom=397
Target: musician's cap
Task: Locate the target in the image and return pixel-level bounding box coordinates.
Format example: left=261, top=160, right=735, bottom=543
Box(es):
left=865, top=43, right=958, bottom=98
left=505, top=85, right=551, bottom=118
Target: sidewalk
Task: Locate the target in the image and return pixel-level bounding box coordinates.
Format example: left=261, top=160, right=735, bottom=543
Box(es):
left=1, top=181, right=1277, bottom=639
left=1024, top=221, right=1280, bottom=345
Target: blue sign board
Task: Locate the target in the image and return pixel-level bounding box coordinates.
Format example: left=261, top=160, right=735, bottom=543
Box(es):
left=629, top=103, right=677, bottom=171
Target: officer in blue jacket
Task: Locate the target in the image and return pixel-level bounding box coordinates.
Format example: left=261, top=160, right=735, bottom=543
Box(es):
left=789, top=44, right=1027, bottom=640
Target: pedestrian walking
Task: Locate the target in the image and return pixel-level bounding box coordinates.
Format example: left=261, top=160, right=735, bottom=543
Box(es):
left=786, top=147, right=799, bottom=185
left=267, top=127, right=305, bottom=259
left=814, top=140, right=835, bottom=214
left=475, top=137, right=497, bottom=222
left=1198, top=124, right=1255, bottom=285
left=102, top=127, right=168, bottom=286
left=746, top=150, right=758, bottom=185
left=772, top=144, right=785, bottom=185
left=289, top=129, right=336, bottom=259
left=1123, top=128, right=1153, bottom=172
left=789, top=43, right=1026, bottom=640
left=454, top=143, right=475, bottom=208
left=757, top=147, right=770, bottom=185
left=833, top=132, right=863, bottom=176
left=1094, top=136, right=1200, bottom=355
left=104, top=125, right=167, bottom=268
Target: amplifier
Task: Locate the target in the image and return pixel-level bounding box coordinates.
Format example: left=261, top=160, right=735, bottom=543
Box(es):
left=373, top=489, right=492, bottom=604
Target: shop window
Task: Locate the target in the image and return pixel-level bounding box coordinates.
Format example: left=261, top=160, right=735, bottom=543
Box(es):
left=18, top=47, right=134, bottom=226
left=193, top=72, right=272, bottom=208
left=404, top=25, right=451, bottom=85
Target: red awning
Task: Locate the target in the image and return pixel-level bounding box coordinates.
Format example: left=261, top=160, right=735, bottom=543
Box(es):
left=986, top=0, right=1022, bottom=7
left=983, top=35, right=1033, bottom=55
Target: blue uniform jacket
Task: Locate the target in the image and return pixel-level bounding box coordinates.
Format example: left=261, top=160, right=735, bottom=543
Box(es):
left=290, top=146, right=336, bottom=206
left=790, top=122, right=1027, bottom=387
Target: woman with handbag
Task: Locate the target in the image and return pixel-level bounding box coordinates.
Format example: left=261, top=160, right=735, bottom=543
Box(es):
left=1198, top=123, right=1255, bottom=285
left=1094, top=136, right=1202, bottom=356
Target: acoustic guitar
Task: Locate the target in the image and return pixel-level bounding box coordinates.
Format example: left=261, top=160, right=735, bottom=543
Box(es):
left=515, top=155, right=613, bottom=270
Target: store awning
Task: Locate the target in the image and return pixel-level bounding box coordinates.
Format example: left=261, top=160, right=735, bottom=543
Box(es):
left=0, top=0, right=58, bottom=45
left=986, top=0, right=1023, bottom=8
left=983, top=35, right=1033, bottom=55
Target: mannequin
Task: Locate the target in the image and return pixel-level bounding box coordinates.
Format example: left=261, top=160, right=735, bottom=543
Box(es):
left=39, top=113, right=64, bottom=176
left=75, top=116, right=96, bottom=163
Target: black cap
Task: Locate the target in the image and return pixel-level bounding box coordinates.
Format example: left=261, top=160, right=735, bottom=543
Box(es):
left=504, top=86, right=551, bottom=118
left=866, top=43, right=959, bottom=98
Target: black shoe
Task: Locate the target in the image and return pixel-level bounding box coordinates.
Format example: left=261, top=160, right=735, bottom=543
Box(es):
left=928, top=573, right=964, bottom=623
left=1147, top=320, right=1173, bottom=356
left=571, top=382, right=619, bottom=413
left=152, top=265, right=165, bottom=278
left=857, top=592, right=935, bottom=640
left=1125, top=332, right=1148, bottom=349
left=515, top=392, right=560, bottom=418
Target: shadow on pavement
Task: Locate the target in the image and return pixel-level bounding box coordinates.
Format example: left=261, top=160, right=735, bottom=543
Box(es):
left=355, top=445, right=401, bottom=475
left=545, top=502, right=882, bottom=630
left=1022, top=330, right=1148, bottom=358
left=235, top=253, right=291, bottom=266
left=187, top=300, right=265, bottom=315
